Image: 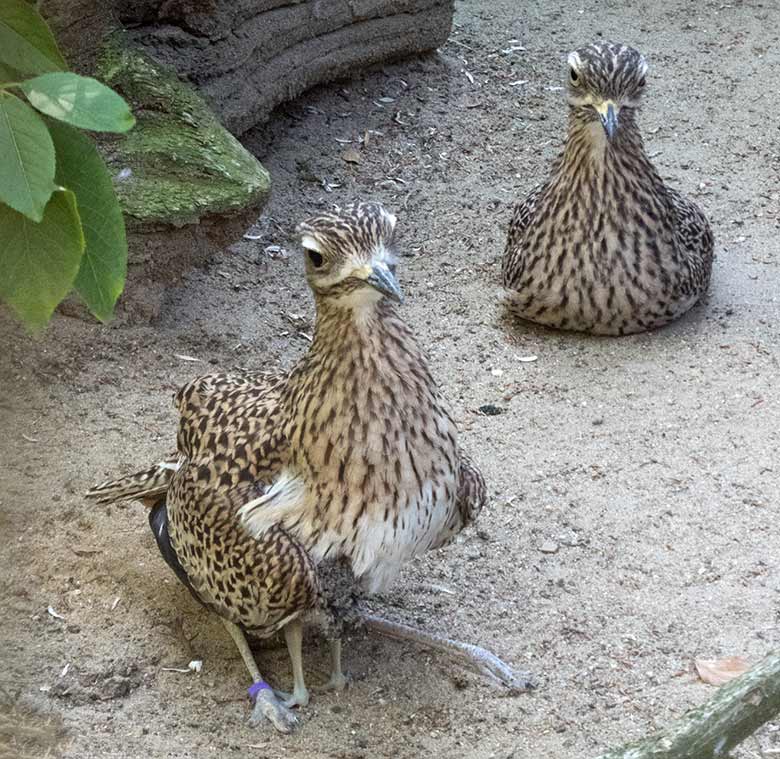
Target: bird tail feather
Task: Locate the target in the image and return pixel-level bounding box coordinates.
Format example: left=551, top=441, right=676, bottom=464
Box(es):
left=85, top=456, right=182, bottom=505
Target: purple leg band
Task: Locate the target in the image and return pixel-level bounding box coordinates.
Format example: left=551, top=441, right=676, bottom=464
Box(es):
left=248, top=680, right=272, bottom=701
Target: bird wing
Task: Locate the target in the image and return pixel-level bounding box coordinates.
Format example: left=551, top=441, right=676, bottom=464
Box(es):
left=173, top=370, right=291, bottom=492
left=175, top=371, right=285, bottom=454
left=456, top=453, right=487, bottom=527
left=163, top=471, right=322, bottom=634
left=667, top=187, right=715, bottom=295
left=502, top=183, right=545, bottom=288
left=426, top=453, right=487, bottom=551
left=86, top=370, right=289, bottom=504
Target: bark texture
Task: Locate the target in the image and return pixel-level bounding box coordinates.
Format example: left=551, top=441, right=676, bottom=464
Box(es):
left=595, top=652, right=780, bottom=759
left=122, top=0, right=454, bottom=135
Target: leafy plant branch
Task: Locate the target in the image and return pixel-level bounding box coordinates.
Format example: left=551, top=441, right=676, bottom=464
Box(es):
left=0, top=0, right=135, bottom=329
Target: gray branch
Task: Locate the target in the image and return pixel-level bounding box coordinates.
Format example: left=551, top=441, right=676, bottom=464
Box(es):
left=595, top=651, right=780, bottom=759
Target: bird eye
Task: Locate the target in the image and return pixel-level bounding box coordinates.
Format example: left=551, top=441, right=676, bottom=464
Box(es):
left=570, top=68, right=580, bottom=84
left=638, top=77, right=646, bottom=87
left=307, top=249, right=323, bottom=268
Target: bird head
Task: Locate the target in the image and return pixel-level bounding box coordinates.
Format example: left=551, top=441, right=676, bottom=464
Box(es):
left=566, top=42, right=648, bottom=140
left=296, top=201, right=403, bottom=307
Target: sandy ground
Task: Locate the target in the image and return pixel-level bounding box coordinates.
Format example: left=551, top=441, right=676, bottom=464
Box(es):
left=2, top=0, right=779, bottom=757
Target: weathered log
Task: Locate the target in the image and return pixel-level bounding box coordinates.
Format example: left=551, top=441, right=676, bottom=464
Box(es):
left=594, top=651, right=780, bottom=759
left=42, top=0, right=455, bottom=136
left=123, top=0, right=455, bottom=135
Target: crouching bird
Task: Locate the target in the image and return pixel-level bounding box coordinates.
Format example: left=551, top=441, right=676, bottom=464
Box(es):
left=88, top=202, right=530, bottom=733
left=502, top=42, right=714, bottom=335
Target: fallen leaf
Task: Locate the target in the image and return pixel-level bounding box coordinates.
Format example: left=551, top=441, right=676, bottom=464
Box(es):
left=341, top=148, right=361, bottom=164
left=695, top=656, right=750, bottom=686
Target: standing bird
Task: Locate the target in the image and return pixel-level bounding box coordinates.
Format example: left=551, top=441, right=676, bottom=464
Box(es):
left=502, top=42, right=714, bottom=335
left=88, top=202, right=527, bottom=733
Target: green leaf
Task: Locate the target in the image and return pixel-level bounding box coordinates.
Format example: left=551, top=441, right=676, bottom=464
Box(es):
left=0, top=0, right=66, bottom=77
left=0, top=189, right=85, bottom=330
left=0, top=91, right=55, bottom=221
left=49, top=120, right=127, bottom=321
left=0, top=61, right=23, bottom=84
left=21, top=73, right=136, bottom=133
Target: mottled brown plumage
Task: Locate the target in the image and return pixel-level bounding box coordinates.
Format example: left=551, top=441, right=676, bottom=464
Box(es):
left=87, top=202, right=504, bottom=733
left=502, top=42, right=714, bottom=335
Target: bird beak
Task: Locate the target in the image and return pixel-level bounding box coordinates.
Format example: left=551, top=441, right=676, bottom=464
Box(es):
left=595, top=100, right=619, bottom=139
left=365, top=263, right=403, bottom=303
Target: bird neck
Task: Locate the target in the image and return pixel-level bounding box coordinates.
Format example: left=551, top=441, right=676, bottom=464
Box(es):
left=303, top=297, right=417, bottom=376
left=311, top=296, right=391, bottom=342
left=562, top=106, right=651, bottom=175
left=296, top=296, right=431, bottom=396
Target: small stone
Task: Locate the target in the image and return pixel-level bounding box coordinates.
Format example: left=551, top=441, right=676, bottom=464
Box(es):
left=539, top=540, right=559, bottom=554
left=341, top=148, right=361, bottom=164
left=478, top=404, right=504, bottom=416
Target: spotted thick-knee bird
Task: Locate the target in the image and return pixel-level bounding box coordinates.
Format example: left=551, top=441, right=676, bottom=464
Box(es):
left=502, top=42, right=714, bottom=335
left=88, top=202, right=529, bottom=733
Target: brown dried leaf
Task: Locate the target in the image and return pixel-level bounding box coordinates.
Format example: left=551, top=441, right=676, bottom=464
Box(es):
left=341, top=148, right=361, bottom=164
left=694, top=656, right=750, bottom=686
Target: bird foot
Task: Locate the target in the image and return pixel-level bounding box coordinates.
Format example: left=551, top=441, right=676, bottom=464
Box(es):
left=272, top=687, right=310, bottom=709
left=362, top=613, right=535, bottom=693
left=477, top=656, right=535, bottom=694
left=249, top=688, right=299, bottom=733
left=320, top=671, right=348, bottom=692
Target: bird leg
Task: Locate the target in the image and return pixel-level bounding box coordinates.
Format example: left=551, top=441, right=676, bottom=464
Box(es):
left=324, top=638, right=348, bottom=691
left=272, top=619, right=310, bottom=708
left=361, top=613, right=535, bottom=693
left=220, top=618, right=298, bottom=733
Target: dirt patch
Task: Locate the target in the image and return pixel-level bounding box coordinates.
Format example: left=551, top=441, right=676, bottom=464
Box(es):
left=1, top=1, right=779, bottom=758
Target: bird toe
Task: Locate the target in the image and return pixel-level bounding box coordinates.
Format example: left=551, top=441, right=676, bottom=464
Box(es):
left=249, top=690, right=300, bottom=733
left=322, top=672, right=348, bottom=692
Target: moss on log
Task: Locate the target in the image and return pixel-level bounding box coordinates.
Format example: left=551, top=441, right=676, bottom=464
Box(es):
left=595, top=651, right=780, bottom=759
left=97, top=39, right=270, bottom=229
